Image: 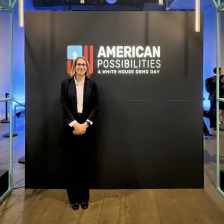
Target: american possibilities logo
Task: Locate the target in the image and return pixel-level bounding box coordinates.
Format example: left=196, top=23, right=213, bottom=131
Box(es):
left=67, top=45, right=161, bottom=75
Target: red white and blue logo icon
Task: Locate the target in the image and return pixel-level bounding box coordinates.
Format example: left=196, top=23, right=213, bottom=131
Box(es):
left=67, top=45, right=94, bottom=74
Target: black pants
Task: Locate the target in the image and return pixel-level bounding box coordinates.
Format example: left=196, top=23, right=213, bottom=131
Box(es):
left=203, top=120, right=210, bottom=135
left=209, top=99, right=216, bottom=127
left=64, top=133, right=91, bottom=204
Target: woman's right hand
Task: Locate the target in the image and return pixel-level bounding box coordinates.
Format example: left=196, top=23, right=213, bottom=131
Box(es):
left=72, top=122, right=87, bottom=135
left=72, top=129, right=85, bottom=135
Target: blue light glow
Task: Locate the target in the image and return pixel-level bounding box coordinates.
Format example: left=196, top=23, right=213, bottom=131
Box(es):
left=106, top=0, right=117, bottom=4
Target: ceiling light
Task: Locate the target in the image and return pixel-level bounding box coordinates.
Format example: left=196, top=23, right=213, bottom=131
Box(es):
left=159, top=0, right=163, bottom=5
left=19, top=0, right=24, bottom=28
left=106, top=0, right=117, bottom=3
left=195, top=0, right=200, bottom=32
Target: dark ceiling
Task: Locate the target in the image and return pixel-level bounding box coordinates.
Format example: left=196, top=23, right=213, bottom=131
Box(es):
left=32, top=0, right=214, bottom=12
left=33, top=0, right=164, bottom=11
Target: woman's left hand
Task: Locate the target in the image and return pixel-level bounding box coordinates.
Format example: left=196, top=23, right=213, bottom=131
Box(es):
left=72, top=129, right=85, bottom=135
left=72, top=122, right=88, bottom=135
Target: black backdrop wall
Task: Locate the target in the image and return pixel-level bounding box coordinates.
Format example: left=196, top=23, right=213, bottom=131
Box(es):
left=25, top=11, right=203, bottom=189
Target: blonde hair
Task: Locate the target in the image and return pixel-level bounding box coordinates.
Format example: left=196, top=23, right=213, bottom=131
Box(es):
left=70, top=57, right=91, bottom=78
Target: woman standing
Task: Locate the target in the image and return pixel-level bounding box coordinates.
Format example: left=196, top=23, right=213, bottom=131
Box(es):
left=220, top=74, right=224, bottom=124
left=60, top=57, right=99, bottom=210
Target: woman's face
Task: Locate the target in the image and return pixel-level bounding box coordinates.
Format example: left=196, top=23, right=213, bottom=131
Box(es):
left=75, top=58, right=87, bottom=76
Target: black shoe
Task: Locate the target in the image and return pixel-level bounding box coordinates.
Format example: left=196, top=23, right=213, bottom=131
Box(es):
left=205, top=133, right=213, bottom=137
left=71, top=203, right=79, bottom=210
left=81, top=202, right=88, bottom=210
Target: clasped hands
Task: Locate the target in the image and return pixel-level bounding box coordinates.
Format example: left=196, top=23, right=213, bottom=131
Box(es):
left=72, top=122, right=88, bottom=135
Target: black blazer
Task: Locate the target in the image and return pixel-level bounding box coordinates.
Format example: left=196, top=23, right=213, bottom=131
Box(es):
left=205, top=75, right=224, bottom=102
left=60, top=77, right=99, bottom=128
left=205, top=76, right=216, bottom=101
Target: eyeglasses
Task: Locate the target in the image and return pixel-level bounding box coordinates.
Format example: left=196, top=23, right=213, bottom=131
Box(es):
left=76, top=63, right=86, bottom=67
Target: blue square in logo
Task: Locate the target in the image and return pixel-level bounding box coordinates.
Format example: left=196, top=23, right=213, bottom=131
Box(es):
left=67, top=45, right=83, bottom=60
